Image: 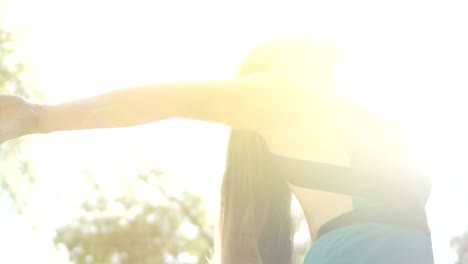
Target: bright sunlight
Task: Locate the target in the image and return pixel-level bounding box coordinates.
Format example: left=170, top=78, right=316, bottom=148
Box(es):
left=2, top=0, right=467, bottom=263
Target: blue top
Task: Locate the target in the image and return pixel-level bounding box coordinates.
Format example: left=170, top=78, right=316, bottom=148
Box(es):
left=301, top=196, right=433, bottom=264
left=304, top=223, right=434, bottom=264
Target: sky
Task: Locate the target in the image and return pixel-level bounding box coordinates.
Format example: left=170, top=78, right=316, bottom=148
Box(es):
left=2, top=0, right=468, bottom=263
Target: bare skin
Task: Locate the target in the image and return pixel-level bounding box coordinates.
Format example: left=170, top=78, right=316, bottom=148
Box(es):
left=261, top=91, right=354, bottom=240
left=0, top=95, right=41, bottom=143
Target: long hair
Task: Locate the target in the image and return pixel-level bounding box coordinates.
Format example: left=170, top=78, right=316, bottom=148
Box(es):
left=219, top=131, right=293, bottom=264
left=217, top=36, right=338, bottom=264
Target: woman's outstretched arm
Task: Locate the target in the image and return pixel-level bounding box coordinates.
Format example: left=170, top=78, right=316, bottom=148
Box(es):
left=1, top=70, right=307, bottom=142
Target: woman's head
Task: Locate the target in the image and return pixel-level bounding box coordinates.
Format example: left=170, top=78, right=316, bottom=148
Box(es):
left=237, top=35, right=338, bottom=81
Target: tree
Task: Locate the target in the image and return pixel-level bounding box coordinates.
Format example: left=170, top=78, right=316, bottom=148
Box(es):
left=0, top=25, right=42, bottom=213
left=54, top=169, right=214, bottom=264
left=451, top=231, right=468, bottom=264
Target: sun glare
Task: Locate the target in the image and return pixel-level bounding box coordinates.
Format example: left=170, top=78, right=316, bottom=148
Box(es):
left=2, top=0, right=467, bottom=263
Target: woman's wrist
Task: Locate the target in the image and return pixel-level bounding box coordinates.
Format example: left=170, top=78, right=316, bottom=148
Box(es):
left=34, top=101, right=93, bottom=133
left=34, top=103, right=53, bottom=134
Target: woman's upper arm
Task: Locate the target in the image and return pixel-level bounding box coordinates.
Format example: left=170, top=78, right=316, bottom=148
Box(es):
left=177, top=70, right=305, bottom=131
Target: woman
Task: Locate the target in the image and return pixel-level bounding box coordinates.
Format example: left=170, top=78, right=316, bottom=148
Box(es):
left=0, top=36, right=434, bottom=263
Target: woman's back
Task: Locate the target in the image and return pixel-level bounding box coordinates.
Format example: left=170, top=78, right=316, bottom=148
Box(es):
left=259, top=92, right=433, bottom=263
left=261, top=92, right=429, bottom=232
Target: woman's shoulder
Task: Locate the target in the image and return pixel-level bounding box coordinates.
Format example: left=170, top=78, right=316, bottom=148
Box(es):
left=259, top=92, right=393, bottom=165
left=260, top=91, right=352, bottom=167
left=261, top=90, right=427, bottom=169
left=330, top=94, right=427, bottom=170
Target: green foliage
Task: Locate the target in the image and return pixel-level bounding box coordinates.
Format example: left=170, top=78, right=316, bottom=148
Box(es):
left=0, top=30, right=36, bottom=97
left=451, top=231, right=468, bottom=264
left=0, top=27, right=41, bottom=213
left=54, top=170, right=214, bottom=264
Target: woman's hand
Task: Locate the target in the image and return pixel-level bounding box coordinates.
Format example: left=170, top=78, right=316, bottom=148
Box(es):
left=0, top=95, right=41, bottom=144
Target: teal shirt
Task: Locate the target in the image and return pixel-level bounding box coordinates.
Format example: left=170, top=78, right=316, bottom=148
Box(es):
left=303, top=223, right=434, bottom=264
left=303, top=197, right=434, bottom=264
